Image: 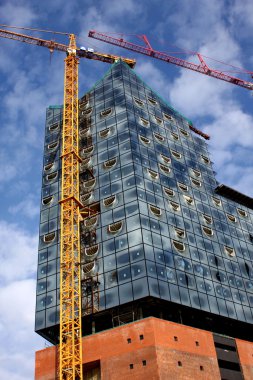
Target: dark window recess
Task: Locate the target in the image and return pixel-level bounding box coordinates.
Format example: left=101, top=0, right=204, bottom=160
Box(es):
left=215, top=342, right=236, bottom=352
left=129, top=364, right=134, bottom=369
left=127, top=338, right=131, bottom=344
left=83, top=360, right=101, bottom=380
left=142, top=360, right=147, bottom=366
left=88, top=201, right=101, bottom=214
left=213, top=334, right=243, bottom=379
left=178, top=361, right=182, bottom=367
left=200, top=366, right=204, bottom=371
left=218, top=360, right=241, bottom=372
left=174, top=336, right=178, bottom=341
left=140, top=334, right=144, bottom=340
left=245, top=262, right=251, bottom=276
left=195, top=341, right=199, bottom=346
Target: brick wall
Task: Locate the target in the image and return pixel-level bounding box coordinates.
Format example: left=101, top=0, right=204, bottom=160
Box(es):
left=34, top=317, right=232, bottom=379
left=236, top=338, right=253, bottom=380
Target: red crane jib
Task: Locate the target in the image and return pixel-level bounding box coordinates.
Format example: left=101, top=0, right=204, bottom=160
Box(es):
left=88, top=31, right=253, bottom=91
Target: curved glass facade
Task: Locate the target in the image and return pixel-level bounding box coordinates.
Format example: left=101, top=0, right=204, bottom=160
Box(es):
left=35, top=61, right=253, bottom=342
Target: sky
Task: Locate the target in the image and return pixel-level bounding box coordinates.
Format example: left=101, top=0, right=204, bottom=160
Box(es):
left=1, top=0, right=253, bottom=378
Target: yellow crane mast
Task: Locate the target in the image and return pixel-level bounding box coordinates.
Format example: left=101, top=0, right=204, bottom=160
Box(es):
left=0, top=26, right=136, bottom=380
left=59, top=34, right=82, bottom=380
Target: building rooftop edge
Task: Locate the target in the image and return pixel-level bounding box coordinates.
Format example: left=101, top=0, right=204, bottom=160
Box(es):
left=215, top=184, right=253, bottom=209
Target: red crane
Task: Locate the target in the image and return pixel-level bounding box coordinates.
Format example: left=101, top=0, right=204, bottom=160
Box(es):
left=88, top=30, right=253, bottom=91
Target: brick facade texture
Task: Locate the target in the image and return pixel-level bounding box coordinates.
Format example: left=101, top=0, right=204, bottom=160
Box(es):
left=35, top=317, right=253, bottom=379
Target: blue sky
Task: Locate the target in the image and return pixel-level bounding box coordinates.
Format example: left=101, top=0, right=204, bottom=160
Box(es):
left=1, top=0, right=253, bottom=378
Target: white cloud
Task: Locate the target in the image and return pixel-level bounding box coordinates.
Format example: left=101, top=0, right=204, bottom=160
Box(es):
left=229, top=0, right=253, bottom=35
left=0, top=151, right=17, bottom=184
left=169, top=68, right=229, bottom=118
left=101, top=0, right=143, bottom=18
left=135, top=60, right=168, bottom=98
left=0, top=279, right=43, bottom=380
left=0, top=221, right=37, bottom=284
left=0, top=221, right=43, bottom=380
left=0, top=3, right=37, bottom=26
left=8, top=193, right=40, bottom=218
left=0, top=47, right=64, bottom=193
left=167, top=52, right=253, bottom=195
left=154, top=0, right=253, bottom=196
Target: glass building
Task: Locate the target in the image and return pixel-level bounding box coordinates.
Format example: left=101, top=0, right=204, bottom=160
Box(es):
left=35, top=60, right=253, bottom=344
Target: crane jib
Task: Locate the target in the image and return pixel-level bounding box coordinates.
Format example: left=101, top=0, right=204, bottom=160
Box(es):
left=88, top=30, right=253, bottom=91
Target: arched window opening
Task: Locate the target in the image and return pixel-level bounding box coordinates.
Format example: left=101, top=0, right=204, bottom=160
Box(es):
left=163, top=113, right=173, bottom=121
left=154, top=132, right=165, bottom=143
left=99, top=128, right=111, bottom=138
left=171, top=150, right=182, bottom=160
left=192, top=169, right=201, bottom=177
left=82, top=261, right=96, bottom=277
left=154, top=116, right=162, bottom=124
left=227, top=213, right=237, bottom=223
left=79, top=127, right=91, bottom=138
left=160, top=154, right=171, bottom=164
left=202, top=226, right=213, bottom=237
left=163, top=187, right=175, bottom=197
left=201, top=155, right=210, bottom=164
left=83, top=216, right=98, bottom=231
left=84, top=244, right=99, bottom=257
left=46, top=172, right=58, bottom=181
left=139, top=135, right=150, bottom=146
left=212, top=197, right=222, bottom=207
left=43, top=232, right=56, bottom=243
left=103, top=157, right=117, bottom=170
left=171, top=132, right=179, bottom=141
left=134, top=97, right=144, bottom=107
left=80, top=192, right=93, bottom=205
left=159, top=164, right=170, bottom=175
left=184, top=195, right=194, bottom=205
left=173, top=240, right=185, bottom=252
left=170, top=201, right=180, bottom=211
left=149, top=205, right=162, bottom=217
left=175, top=227, right=185, bottom=239
left=148, top=97, right=157, bottom=105
left=191, top=178, right=201, bottom=187
left=108, top=221, right=123, bottom=234
left=47, top=141, right=58, bottom=150
left=82, top=145, right=94, bottom=158
left=180, top=128, right=189, bottom=137
left=100, top=108, right=112, bottom=118
left=178, top=182, right=188, bottom=192
left=83, top=178, right=96, bottom=191
left=203, top=214, right=213, bottom=224
left=81, top=107, right=93, bottom=116
left=44, top=163, right=54, bottom=172
left=140, top=117, right=149, bottom=127
left=79, top=99, right=89, bottom=110
left=224, top=246, right=235, bottom=257
left=80, top=158, right=92, bottom=171
left=42, top=196, right=53, bottom=206
left=103, top=195, right=117, bottom=207
left=49, top=122, right=59, bottom=132
left=237, top=208, right=248, bottom=218
left=147, top=169, right=159, bottom=180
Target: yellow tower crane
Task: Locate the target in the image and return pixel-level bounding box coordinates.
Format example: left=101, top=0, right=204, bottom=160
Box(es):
left=0, top=26, right=135, bottom=380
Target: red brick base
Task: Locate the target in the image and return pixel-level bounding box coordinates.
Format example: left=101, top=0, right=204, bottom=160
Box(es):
left=35, top=317, right=253, bottom=379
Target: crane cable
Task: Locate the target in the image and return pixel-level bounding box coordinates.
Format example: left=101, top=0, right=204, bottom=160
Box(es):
left=0, top=24, right=69, bottom=36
